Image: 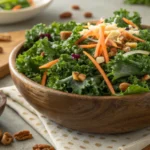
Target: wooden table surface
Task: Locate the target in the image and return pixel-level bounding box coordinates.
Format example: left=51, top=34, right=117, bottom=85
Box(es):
left=0, top=0, right=150, bottom=149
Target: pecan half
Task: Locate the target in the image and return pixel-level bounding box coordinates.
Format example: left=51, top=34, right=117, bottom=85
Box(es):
left=60, top=12, right=72, bottom=19
left=33, top=144, right=55, bottom=150
left=1, top=132, right=13, bottom=145
left=72, top=5, right=80, bottom=10
left=84, top=12, right=93, bottom=18
left=14, top=130, right=32, bottom=141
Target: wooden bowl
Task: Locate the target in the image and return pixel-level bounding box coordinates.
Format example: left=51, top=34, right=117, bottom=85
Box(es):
left=9, top=28, right=150, bottom=134
left=0, top=91, right=7, bottom=116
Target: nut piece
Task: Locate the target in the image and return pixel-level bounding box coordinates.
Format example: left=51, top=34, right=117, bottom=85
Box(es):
left=142, top=74, right=150, bottom=81
left=60, top=31, right=72, bottom=40
left=72, top=5, right=80, bottom=10
left=78, top=74, right=86, bottom=81
left=84, top=12, right=93, bottom=18
left=60, top=12, right=72, bottom=19
left=1, top=132, right=13, bottom=145
left=96, top=56, right=105, bottom=64
left=119, top=82, right=130, bottom=92
left=125, top=42, right=137, bottom=48
left=72, top=72, right=80, bottom=81
left=142, top=144, right=150, bottom=150
left=33, top=144, right=55, bottom=150
left=0, top=35, right=11, bottom=42
left=14, top=130, right=32, bottom=141
left=0, top=47, right=3, bottom=53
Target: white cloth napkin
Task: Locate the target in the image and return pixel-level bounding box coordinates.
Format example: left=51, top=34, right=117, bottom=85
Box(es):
left=1, top=86, right=150, bottom=150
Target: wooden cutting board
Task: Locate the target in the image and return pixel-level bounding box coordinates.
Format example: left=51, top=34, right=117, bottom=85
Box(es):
left=0, top=30, right=26, bottom=78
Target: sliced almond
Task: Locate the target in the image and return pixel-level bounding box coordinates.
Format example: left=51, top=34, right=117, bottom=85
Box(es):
left=72, top=72, right=80, bottom=81
left=78, top=74, right=86, bottom=81
left=142, top=74, right=150, bottom=81
left=125, top=42, right=137, bottom=48
left=96, top=56, right=105, bottom=64
left=60, top=31, right=72, bottom=40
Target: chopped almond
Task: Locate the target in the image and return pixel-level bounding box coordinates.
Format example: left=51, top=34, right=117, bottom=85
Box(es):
left=72, top=72, right=80, bottom=81
left=123, top=46, right=131, bottom=52
left=78, top=74, right=86, bottom=81
left=142, top=75, right=150, bottom=81
left=125, top=42, right=137, bottom=48
left=119, top=82, right=130, bottom=92
left=96, top=56, right=105, bottom=64
left=60, top=31, right=72, bottom=40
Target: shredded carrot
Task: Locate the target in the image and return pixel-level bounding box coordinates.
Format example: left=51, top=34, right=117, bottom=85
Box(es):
left=41, top=72, right=47, bottom=86
left=94, top=36, right=102, bottom=58
left=83, top=51, right=115, bottom=95
left=122, top=17, right=138, bottom=29
left=76, top=30, right=93, bottom=44
left=12, top=5, right=22, bottom=10
left=39, top=59, right=59, bottom=69
left=122, top=30, right=145, bottom=43
left=107, top=39, right=118, bottom=48
left=79, top=44, right=97, bottom=49
left=99, top=25, right=109, bottom=63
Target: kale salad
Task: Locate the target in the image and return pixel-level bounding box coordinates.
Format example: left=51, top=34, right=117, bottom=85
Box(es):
left=16, top=9, right=150, bottom=96
left=0, top=0, right=34, bottom=10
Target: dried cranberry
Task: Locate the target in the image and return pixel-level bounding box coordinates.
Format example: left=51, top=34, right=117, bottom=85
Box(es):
left=39, top=33, right=52, bottom=41
left=125, top=27, right=130, bottom=30
left=71, top=53, right=80, bottom=60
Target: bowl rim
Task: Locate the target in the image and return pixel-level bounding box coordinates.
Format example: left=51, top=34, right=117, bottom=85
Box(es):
left=9, top=25, right=150, bottom=100
left=0, top=0, right=53, bottom=14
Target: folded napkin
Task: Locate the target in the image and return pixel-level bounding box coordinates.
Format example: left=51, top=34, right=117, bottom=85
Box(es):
left=1, top=86, right=150, bottom=150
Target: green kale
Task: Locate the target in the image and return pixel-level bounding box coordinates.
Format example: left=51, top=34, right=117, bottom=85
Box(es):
left=105, top=9, right=141, bottom=27
left=108, top=54, right=150, bottom=79
left=25, top=21, right=79, bottom=48
left=124, top=0, right=150, bottom=6
left=0, top=0, right=30, bottom=10
left=124, top=84, right=149, bottom=95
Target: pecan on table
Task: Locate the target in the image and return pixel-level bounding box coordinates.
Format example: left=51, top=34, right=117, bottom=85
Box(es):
left=14, top=130, right=32, bottom=141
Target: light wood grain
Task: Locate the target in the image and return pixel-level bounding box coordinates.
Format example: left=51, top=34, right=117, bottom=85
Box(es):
left=0, top=30, right=25, bottom=78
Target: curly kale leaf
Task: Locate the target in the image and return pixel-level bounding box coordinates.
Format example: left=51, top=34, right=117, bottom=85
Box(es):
left=25, top=21, right=78, bottom=48
left=16, top=38, right=57, bottom=81
left=24, top=23, right=48, bottom=48
left=124, top=0, right=150, bottom=6
left=124, top=84, right=149, bottom=95
left=105, top=9, right=141, bottom=27
left=48, top=75, right=109, bottom=96
left=108, top=54, right=150, bottom=79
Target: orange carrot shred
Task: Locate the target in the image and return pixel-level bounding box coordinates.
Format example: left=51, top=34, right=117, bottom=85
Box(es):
left=79, top=44, right=97, bottom=49
left=122, top=30, right=145, bottom=43
left=99, top=25, right=109, bottom=63
left=12, top=5, right=22, bottom=10
left=39, top=59, right=59, bottom=69
left=122, top=17, right=138, bottom=28
left=76, top=30, right=93, bottom=44
left=83, top=51, right=115, bottom=95
left=41, top=72, right=47, bottom=86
